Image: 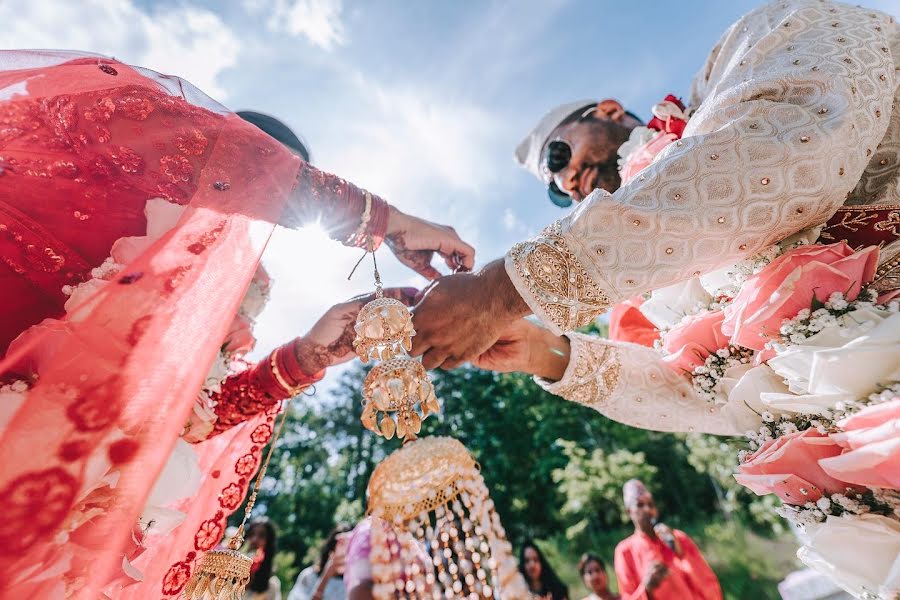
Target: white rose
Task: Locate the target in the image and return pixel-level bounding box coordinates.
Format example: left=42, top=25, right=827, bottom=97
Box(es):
left=110, top=198, right=186, bottom=264
left=720, top=364, right=789, bottom=431
left=640, top=278, right=713, bottom=330
left=768, top=309, right=900, bottom=399
left=798, top=514, right=900, bottom=599
left=139, top=439, right=202, bottom=536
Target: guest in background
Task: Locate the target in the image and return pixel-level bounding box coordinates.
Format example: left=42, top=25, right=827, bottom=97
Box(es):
left=614, top=480, right=721, bottom=600
left=288, top=526, right=352, bottom=600
left=578, top=553, right=619, bottom=600
left=520, top=540, right=568, bottom=600
left=245, top=518, right=282, bottom=600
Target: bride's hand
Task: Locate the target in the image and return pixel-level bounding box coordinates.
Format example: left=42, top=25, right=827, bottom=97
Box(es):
left=385, top=207, right=475, bottom=280
left=294, top=287, right=418, bottom=374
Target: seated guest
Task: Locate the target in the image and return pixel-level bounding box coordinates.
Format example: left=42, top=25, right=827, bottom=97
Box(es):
left=614, top=480, right=721, bottom=600
left=578, top=553, right=619, bottom=600
left=520, top=540, right=568, bottom=600
left=288, top=526, right=351, bottom=600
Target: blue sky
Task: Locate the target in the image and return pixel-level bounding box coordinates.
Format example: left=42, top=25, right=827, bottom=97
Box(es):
left=3, top=0, right=896, bottom=370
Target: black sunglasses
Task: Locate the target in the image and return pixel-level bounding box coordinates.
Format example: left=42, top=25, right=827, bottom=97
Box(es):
left=545, top=140, right=572, bottom=174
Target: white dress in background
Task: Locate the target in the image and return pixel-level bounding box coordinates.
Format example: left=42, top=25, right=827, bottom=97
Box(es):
left=287, top=566, right=345, bottom=600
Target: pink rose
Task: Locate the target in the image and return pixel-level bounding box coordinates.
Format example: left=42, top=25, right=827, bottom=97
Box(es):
left=609, top=296, right=660, bottom=348
left=734, top=429, right=857, bottom=504
left=723, top=243, right=879, bottom=351
left=819, top=399, right=900, bottom=489
left=223, top=314, right=256, bottom=355
left=661, top=310, right=729, bottom=374
left=619, top=131, right=678, bottom=185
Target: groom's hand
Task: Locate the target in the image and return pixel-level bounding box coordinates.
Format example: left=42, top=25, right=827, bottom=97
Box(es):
left=411, top=259, right=530, bottom=369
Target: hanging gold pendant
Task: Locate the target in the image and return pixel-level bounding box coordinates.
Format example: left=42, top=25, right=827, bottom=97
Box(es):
left=182, top=547, right=252, bottom=600
left=361, top=357, right=437, bottom=443
left=353, top=297, right=415, bottom=363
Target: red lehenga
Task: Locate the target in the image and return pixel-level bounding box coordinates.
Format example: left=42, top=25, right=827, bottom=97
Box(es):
left=0, top=51, right=389, bottom=599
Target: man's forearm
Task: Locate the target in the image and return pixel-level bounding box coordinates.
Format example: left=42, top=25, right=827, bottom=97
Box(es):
left=479, top=259, right=530, bottom=321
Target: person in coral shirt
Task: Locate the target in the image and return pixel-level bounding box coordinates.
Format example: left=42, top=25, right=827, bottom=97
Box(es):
left=613, top=480, right=721, bottom=600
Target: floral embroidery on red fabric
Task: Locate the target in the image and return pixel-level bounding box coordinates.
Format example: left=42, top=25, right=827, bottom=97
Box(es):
left=234, top=453, right=259, bottom=477
left=194, top=516, right=224, bottom=551
left=115, top=94, right=155, bottom=121
left=174, top=129, right=208, bottom=156
left=0, top=467, right=78, bottom=553
left=161, top=559, right=193, bottom=595
left=109, top=145, right=145, bottom=175
left=218, top=483, right=243, bottom=510
left=66, top=381, right=122, bottom=431
left=159, top=154, right=194, bottom=183
left=83, top=97, right=116, bottom=123
left=250, top=423, right=273, bottom=444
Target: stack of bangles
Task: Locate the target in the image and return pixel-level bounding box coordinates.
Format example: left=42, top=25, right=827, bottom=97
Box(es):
left=254, top=337, right=326, bottom=400
left=346, top=189, right=389, bottom=251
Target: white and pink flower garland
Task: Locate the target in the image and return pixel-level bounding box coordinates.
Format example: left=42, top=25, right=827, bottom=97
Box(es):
left=647, top=240, right=900, bottom=598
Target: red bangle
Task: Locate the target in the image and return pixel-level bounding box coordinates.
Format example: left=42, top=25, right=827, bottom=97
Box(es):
left=367, top=195, right=389, bottom=250
left=279, top=339, right=326, bottom=386
left=252, top=355, right=291, bottom=400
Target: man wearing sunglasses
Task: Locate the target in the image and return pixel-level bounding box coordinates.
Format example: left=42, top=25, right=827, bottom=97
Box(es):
left=514, top=99, right=643, bottom=207
left=410, top=0, right=898, bottom=434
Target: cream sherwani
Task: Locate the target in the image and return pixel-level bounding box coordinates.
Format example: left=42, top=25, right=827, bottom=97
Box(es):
left=505, top=0, right=899, bottom=435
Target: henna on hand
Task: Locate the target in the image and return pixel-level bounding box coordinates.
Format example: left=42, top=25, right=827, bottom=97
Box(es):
left=293, top=337, right=332, bottom=376
left=385, top=230, right=440, bottom=280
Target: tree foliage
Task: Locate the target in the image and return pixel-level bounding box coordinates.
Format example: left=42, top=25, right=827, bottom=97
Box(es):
left=240, top=362, right=792, bottom=596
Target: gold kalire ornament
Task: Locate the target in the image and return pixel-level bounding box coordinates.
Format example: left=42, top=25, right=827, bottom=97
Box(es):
left=361, top=357, right=439, bottom=442
left=365, top=436, right=530, bottom=599
left=354, top=284, right=438, bottom=443
left=354, top=296, right=415, bottom=363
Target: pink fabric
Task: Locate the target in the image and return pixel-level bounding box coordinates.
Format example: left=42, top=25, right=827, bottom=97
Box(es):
left=0, top=50, right=374, bottom=600
left=344, top=518, right=374, bottom=593
left=819, top=399, right=900, bottom=489
left=660, top=310, right=728, bottom=374
left=619, top=131, right=679, bottom=185
left=722, top=243, right=879, bottom=351
left=735, top=429, right=857, bottom=504
left=614, top=530, right=722, bottom=600
left=608, top=297, right=659, bottom=348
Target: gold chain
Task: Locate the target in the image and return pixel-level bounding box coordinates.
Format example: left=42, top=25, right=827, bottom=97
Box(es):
left=229, top=402, right=291, bottom=549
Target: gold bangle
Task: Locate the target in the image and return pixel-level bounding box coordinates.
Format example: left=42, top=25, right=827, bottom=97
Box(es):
left=347, top=190, right=372, bottom=246
left=270, top=352, right=307, bottom=397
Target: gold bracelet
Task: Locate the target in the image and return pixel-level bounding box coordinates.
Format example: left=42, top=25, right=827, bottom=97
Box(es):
left=270, top=352, right=307, bottom=397
left=347, top=190, right=372, bottom=246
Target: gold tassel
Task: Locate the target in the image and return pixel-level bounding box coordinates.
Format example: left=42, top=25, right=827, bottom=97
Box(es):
left=182, top=404, right=290, bottom=599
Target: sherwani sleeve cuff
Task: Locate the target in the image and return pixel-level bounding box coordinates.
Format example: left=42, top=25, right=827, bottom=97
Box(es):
left=505, top=221, right=616, bottom=335
left=533, top=332, right=622, bottom=406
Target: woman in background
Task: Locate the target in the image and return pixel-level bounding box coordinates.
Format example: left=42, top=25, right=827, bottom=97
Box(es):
left=245, top=519, right=281, bottom=600
left=288, top=526, right=351, bottom=600
left=520, top=541, right=568, bottom=600
left=578, top=554, right=618, bottom=600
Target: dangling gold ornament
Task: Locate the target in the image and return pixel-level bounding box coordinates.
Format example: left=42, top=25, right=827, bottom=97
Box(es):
left=183, top=405, right=290, bottom=599
left=353, top=296, right=415, bottom=363
left=361, top=357, right=438, bottom=442
left=365, top=436, right=529, bottom=599
left=353, top=257, right=436, bottom=443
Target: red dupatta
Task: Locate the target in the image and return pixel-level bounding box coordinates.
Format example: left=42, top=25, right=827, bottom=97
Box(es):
left=0, top=51, right=299, bottom=599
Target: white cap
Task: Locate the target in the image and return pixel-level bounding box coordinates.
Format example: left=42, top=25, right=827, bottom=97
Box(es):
left=514, top=99, right=597, bottom=182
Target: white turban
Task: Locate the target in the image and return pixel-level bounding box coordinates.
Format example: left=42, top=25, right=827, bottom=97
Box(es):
left=623, top=479, right=651, bottom=508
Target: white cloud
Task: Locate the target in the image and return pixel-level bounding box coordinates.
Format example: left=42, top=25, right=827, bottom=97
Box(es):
left=265, top=0, right=346, bottom=50
left=0, top=0, right=240, bottom=100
